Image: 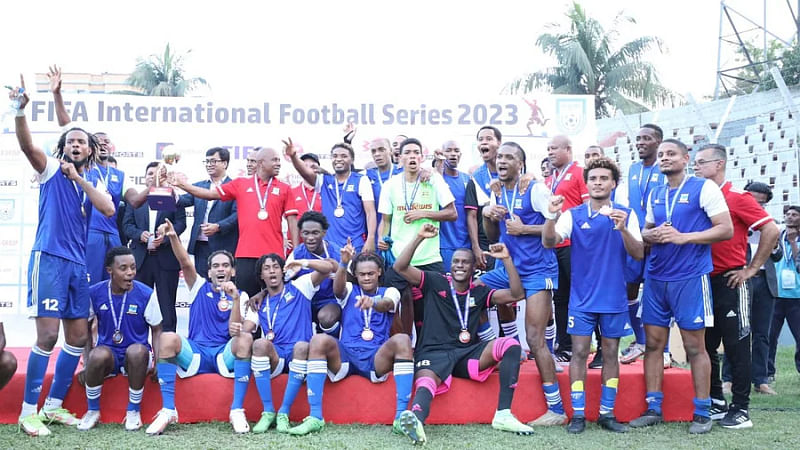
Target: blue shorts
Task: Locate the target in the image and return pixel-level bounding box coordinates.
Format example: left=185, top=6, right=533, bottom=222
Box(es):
left=108, top=345, right=153, bottom=376
left=624, top=254, right=646, bottom=285
left=176, top=336, right=235, bottom=378
left=330, top=343, right=386, bottom=383
left=568, top=309, right=633, bottom=338
left=311, top=296, right=340, bottom=319
left=478, top=265, right=557, bottom=298
left=87, top=230, right=121, bottom=284
left=441, top=248, right=457, bottom=274
left=642, top=276, right=713, bottom=330
left=27, top=251, right=90, bottom=319
left=271, top=342, right=295, bottom=376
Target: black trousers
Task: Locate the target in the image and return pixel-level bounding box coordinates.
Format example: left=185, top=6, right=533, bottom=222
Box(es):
left=554, top=246, right=571, bottom=353
left=235, top=257, right=262, bottom=298
left=706, top=272, right=751, bottom=409
left=136, top=256, right=180, bottom=333
left=193, top=241, right=211, bottom=279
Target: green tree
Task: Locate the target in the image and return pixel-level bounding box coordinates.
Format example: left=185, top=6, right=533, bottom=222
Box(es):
left=508, top=1, right=675, bottom=118
left=724, top=39, right=784, bottom=96
left=126, top=44, right=208, bottom=96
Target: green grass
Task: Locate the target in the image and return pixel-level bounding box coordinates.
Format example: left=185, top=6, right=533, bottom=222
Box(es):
left=2, top=347, right=798, bottom=450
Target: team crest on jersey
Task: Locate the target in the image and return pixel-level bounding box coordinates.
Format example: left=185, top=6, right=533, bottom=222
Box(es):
left=272, top=187, right=280, bottom=195
left=110, top=174, right=119, bottom=183
left=651, top=174, right=660, bottom=181
left=127, top=304, right=139, bottom=315
left=346, top=184, right=355, bottom=192
left=514, top=198, right=523, bottom=209
left=565, top=173, right=572, bottom=181
left=678, top=193, right=690, bottom=204
left=469, top=297, right=476, bottom=307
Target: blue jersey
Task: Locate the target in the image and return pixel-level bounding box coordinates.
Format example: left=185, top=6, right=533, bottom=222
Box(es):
left=439, top=171, right=471, bottom=250
left=494, top=181, right=557, bottom=278
left=366, top=165, right=403, bottom=207
left=556, top=203, right=642, bottom=313
left=318, top=173, right=374, bottom=250
left=286, top=241, right=341, bottom=305
left=246, top=275, right=318, bottom=346
left=472, top=164, right=498, bottom=200
left=337, top=283, right=400, bottom=351
left=86, top=164, right=127, bottom=234
left=646, top=176, right=729, bottom=281
left=32, top=157, right=95, bottom=264
left=628, top=161, right=665, bottom=228
left=187, top=278, right=248, bottom=347
left=90, top=280, right=162, bottom=351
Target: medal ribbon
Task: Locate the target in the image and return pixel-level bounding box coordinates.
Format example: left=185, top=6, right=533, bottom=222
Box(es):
left=549, top=161, right=573, bottom=193
left=333, top=173, right=352, bottom=209
left=301, top=184, right=317, bottom=210
left=664, top=174, right=690, bottom=225
left=403, top=174, right=421, bottom=212
left=107, top=281, right=128, bottom=336
left=264, top=287, right=284, bottom=332
left=638, top=163, right=656, bottom=210
left=447, top=278, right=470, bottom=331
left=254, top=175, right=273, bottom=213
left=356, top=287, right=374, bottom=330
left=502, top=182, right=519, bottom=221
left=377, top=164, right=394, bottom=187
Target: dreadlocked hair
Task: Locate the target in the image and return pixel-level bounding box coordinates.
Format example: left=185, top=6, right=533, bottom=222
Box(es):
left=53, top=127, right=101, bottom=166
left=351, top=251, right=385, bottom=284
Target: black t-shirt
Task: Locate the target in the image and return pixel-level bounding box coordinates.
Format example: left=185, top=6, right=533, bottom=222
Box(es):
left=416, top=270, right=494, bottom=352
left=464, top=179, right=490, bottom=251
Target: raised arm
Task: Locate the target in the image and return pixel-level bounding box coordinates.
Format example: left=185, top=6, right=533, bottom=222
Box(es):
left=163, top=218, right=198, bottom=287
left=285, top=258, right=336, bottom=288
left=11, top=77, right=47, bottom=173
left=393, top=223, right=439, bottom=287
left=283, top=137, right=317, bottom=186
left=172, top=172, right=221, bottom=200
left=48, top=65, right=71, bottom=127
left=333, top=238, right=356, bottom=300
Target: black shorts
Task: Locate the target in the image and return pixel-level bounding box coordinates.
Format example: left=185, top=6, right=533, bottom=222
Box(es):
left=414, top=341, right=493, bottom=391
left=384, top=262, right=444, bottom=325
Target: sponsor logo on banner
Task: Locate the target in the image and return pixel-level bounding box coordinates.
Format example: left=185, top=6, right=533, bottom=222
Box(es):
left=555, top=98, right=587, bottom=134
left=0, top=199, right=14, bottom=220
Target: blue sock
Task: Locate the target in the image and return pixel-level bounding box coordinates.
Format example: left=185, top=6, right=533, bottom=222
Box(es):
left=47, top=343, right=83, bottom=402
left=599, top=378, right=618, bottom=415
left=231, top=359, right=250, bottom=410
left=500, top=321, right=520, bottom=342
left=477, top=321, right=497, bottom=342
left=251, top=356, right=274, bottom=412
left=278, top=360, right=306, bottom=414
left=86, top=385, right=102, bottom=411
left=23, top=346, right=52, bottom=406
left=320, top=322, right=340, bottom=337
left=306, top=360, right=327, bottom=420
left=393, top=360, right=414, bottom=419
left=646, top=391, right=663, bottom=414
left=570, top=381, right=585, bottom=417
left=128, top=387, right=143, bottom=411
left=693, top=397, right=711, bottom=418
left=156, top=359, right=178, bottom=410
left=628, top=302, right=646, bottom=344
left=542, top=382, right=564, bottom=414
left=545, top=321, right=556, bottom=353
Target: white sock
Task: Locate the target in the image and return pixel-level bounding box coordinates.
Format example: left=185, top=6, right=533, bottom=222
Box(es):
left=20, top=402, right=37, bottom=418
left=42, top=397, right=63, bottom=411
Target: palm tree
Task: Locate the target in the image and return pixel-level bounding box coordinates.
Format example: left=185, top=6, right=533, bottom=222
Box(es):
left=126, top=44, right=208, bottom=96
left=508, top=2, right=676, bottom=118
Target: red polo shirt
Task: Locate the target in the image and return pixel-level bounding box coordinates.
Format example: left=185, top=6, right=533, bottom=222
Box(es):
left=710, top=181, right=773, bottom=276
left=546, top=162, right=588, bottom=247
left=217, top=175, right=298, bottom=258
left=291, top=183, right=322, bottom=217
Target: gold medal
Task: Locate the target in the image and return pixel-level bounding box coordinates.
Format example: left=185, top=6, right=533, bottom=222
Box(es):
left=361, top=329, right=374, bottom=341
left=257, top=209, right=268, bottom=220
left=458, top=330, right=471, bottom=344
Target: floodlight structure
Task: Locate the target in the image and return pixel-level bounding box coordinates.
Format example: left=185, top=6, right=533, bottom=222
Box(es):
left=714, top=0, right=799, bottom=99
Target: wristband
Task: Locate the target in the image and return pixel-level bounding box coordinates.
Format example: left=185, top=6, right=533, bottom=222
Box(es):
left=339, top=262, right=348, bottom=270
left=15, top=109, right=25, bottom=117
left=302, top=260, right=309, bottom=269
left=542, top=210, right=558, bottom=220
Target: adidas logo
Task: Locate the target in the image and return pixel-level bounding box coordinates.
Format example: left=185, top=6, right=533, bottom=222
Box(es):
left=624, top=323, right=632, bottom=329
left=31, top=386, right=42, bottom=393
left=580, top=222, right=591, bottom=229
left=694, top=316, right=704, bottom=323
left=236, top=375, right=250, bottom=382
left=726, top=310, right=737, bottom=318
left=158, top=378, right=165, bottom=385
left=307, top=388, right=315, bottom=396
left=571, top=393, right=582, bottom=400
left=246, top=187, right=253, bottom=192
left=100, top=304, right=109, bottom=311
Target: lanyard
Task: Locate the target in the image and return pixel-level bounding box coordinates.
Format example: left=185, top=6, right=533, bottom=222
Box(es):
left=377, top=164, right=394, bottom=187
left=587, top=202, right=612, bottom=219
left=95, top=164, right=110, bottom=189
left=502, top=182, right=519, bottom=221
left=263, top=287, right=284, bottom=331
left=448, top=279, right=470, bottom=331
left=308, top=241, right=330, bottom=259
left=71, top=174, right=87, bottom=216
left=254, top=175, right=273, bottom=212
left=301, top=184, right=317, bottom=210
left=550, top=162, right=573, bottom=193
left=403, top=174, right=421, bottom=212
left=638, top=163, right=656, bottom=210
left=664, top=174, right=689, bottom=225
left=333, top=173, right=351, bottom=208
left=356, top=286, right=375, bottom=330
left=107, top=281, right=128, bottom=333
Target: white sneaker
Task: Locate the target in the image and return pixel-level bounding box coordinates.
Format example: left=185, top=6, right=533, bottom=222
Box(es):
left=620, top=343, right=645, bottom=364
left=125, top=410, right=142, bottom=431
left=77, top=410, right=101, bottom=431
left=663, top=353, right=672, bottom=369
left=229, top=408, right=250, bottom=434
left=145, top=408, right=178, bottom=436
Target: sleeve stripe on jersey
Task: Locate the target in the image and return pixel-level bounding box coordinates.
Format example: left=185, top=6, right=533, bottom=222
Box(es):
left=749, top=215, right=774, bottom=231
left=464, top=205, right=477, bottom=210
left=486, top=289, right=496, bottom=308
left=418, top=271, right=426, bottom=289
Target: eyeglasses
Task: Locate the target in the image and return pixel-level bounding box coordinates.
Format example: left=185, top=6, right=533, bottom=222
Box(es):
left=204, top=159, right=224, bottom=165
left=694, top=159, right=721, bottom=166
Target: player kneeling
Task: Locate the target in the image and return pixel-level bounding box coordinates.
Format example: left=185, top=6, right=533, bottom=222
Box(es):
left=229, top=253, right=336, bottom=434
left=78, top=247, right=162, bottom=431
left=394, top=225, right=533, bottom=445
left=288, top=240, right=413, bottom=436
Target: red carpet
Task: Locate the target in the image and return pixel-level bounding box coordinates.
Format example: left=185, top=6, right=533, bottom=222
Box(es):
left=0, top=347, right=693, bottom=424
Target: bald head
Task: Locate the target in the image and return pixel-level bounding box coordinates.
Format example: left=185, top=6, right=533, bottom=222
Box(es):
left=547, top=135, right=573, bottom=169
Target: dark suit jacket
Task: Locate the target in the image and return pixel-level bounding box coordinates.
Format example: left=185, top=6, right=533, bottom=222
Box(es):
left=177, top=176, right=238, bottom=255
left=123, top=203, right=187, bottom=271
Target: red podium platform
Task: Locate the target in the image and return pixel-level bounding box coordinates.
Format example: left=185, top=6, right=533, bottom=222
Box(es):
left=0, top=348, right=693, bottom=424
